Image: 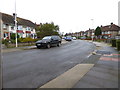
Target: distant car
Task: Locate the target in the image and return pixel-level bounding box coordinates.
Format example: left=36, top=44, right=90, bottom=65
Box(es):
left=65, top=36, right=72, bottom=41
left=72, top=37, right=76, bottom=40
left=80, top=36, right=86, bottom=40
left=36, top=36, right=62, bottom=49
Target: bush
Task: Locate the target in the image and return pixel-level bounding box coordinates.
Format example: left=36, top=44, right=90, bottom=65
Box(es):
left=22, top=37, right=34, bottom=43
left=17, top=38, right=24, bottom=43
left=2, top=39, right=10, bottom=47
left=32, top=38, right=40, bottom=42
left=10, top=33, right=20, bottom=40
left=111, top=39, right=116, bottom=47
left=116, top=40, right=120, bottom=51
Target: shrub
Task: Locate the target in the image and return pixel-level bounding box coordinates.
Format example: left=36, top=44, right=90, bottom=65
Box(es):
left=2, top=39, right=9, bottom=47
left=17, top=38, right=24, bottom=43
left=10, top=33, right=20, bottom=40
left=22, top=37, right=34, bottom=43
left=116, top=40, right=120, bottom=51
left=32, top=38, right=40, bottom=42
left=111, top=39, right=116, bottom=47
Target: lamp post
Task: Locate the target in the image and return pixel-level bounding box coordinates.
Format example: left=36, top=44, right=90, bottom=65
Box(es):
left=14, top=0, right=17, bottom=47
left=15, top=13, right=17, bottom=47
left=91, top=19, right=94, bottom=41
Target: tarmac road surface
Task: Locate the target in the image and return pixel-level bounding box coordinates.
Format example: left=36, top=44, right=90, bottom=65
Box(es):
left=2, top=40, right=95, bottom=88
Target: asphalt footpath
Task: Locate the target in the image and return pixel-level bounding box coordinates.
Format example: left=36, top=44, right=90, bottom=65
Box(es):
left=37, top=41, right=119, bottom=89
left=72, top=41, right=119, bottom=88
left=2, top=40, right=69, bottom=53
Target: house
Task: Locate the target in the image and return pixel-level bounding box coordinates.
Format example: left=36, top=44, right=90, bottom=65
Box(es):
left=1, top=13, right=37, bottom=40
left=85, top=28, right=94, bottom=37
left=79, top=31, right=85, bottom=37
left=100, top=23, right=120, bottom=39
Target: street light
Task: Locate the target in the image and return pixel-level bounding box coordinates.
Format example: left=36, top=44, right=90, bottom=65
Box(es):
left=91, top=19, right=94, bottom=41
left=13, top=0, right=18, bottom=47
left=13, top=13, right=18, bottom=47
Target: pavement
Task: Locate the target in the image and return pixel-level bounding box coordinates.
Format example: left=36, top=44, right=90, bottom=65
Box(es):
left=2, top=40, right=69, bottom=53
left=72, top=41, right=119, bottom=88
left=37, top=41, right=120, bottom=89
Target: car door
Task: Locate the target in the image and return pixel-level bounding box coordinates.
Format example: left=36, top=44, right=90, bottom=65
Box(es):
left=51, top=36, right=56, bottom=45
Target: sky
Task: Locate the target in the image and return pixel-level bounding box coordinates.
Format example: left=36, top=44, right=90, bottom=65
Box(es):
left=0, top=0, right=119, bottom=34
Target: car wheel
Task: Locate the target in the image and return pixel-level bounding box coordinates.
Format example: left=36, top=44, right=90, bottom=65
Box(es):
left=37, top=46, right=41, bottom=49
left=57, top=42, right=61, bottom=47
left=46, top=44, right=51, bottom=49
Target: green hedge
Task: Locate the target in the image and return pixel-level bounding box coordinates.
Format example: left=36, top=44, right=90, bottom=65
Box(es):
left=111, top=39, right=116, bottom=47
left=116, top=40, right=120, bottom=51
left=18, top=38, right=39, bottom=43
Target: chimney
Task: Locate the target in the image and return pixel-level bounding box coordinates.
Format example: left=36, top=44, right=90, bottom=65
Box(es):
left=111, top=22, right=113, bottom=25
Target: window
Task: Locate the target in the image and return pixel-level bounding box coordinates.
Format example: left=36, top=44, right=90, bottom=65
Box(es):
left=3, top=24, right=7, bottom=29
left=11, top=26, right=14, bottom=30
left=105, top=31, right=108, bottom=34
left=18, top=33, right=23, bottom=38
left=18, top=26, right=23, bottom=30
left=26, top=27, right=31, bottom=31
left=109, top=26, right=111, bottom=28
left=4, top=33, right=6, bottom=37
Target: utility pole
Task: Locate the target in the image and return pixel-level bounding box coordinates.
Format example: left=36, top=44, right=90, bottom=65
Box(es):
left=13, top=13, right=18, bottom=47
left=14, top=0, right=18, bottom=47
left=0, top=12, right=3, bottom=90
left=91, top=19, right=94, bottom=41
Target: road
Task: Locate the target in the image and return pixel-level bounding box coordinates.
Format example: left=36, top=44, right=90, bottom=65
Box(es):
left=2, top=40, right=95, bottom=88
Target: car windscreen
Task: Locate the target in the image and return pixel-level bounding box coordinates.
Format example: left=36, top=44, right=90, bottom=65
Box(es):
left=42, top=36, right=51, bottom=40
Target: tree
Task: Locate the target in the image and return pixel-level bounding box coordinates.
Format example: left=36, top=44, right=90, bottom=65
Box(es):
left=95, top=26, right=102, bottom=39
left=10, top=33, right=20, bottom=40
left=36, top=22, right=60, bottom=39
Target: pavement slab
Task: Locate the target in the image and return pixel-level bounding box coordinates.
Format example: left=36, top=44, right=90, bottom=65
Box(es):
left=73, top=60, right=118, bottom=88
left=72, top=41, right=119, bottom=88
left=38, top=64, right=94, bottom=88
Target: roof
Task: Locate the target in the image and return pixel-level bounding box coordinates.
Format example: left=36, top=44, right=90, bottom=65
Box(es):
left=101, top=24, right=120, bottom=31
left=2, top=13, right=36, bottom=28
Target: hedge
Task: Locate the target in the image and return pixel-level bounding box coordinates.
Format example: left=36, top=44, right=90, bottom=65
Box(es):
left=111, top=39, right=116, bottom=47
left=116, top=40, right=120, bottom=51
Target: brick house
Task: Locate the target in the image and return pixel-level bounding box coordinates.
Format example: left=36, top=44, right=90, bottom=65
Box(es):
left=100, top=23, right=120, bottom=39
left=85, top=28, right=94, bottom=37
left=1, top=13, right=37, bottom=39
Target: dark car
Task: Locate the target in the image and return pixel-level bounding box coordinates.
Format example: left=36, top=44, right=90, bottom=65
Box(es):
left=65, top=36, right=72, bottom=41
left=36, top=36, right=62, bottom=49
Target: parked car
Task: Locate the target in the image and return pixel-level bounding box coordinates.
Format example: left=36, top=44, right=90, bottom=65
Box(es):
left=65, top=36, right=72, bottom=41
left=80, top=36, right=86, bottom=40
left=72, top=37, right=76, bottom=40
left=36, top=36, right=62, bottom=49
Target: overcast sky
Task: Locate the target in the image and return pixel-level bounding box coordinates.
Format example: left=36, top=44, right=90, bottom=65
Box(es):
left=0, top=0, right=119, bottom=33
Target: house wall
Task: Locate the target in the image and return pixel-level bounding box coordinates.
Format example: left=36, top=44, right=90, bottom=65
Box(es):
left=1, top=23, right=36, bottom=39
left=110, top=31, right=119, bottom=38
left=0, top=13, right=3, bottom=39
